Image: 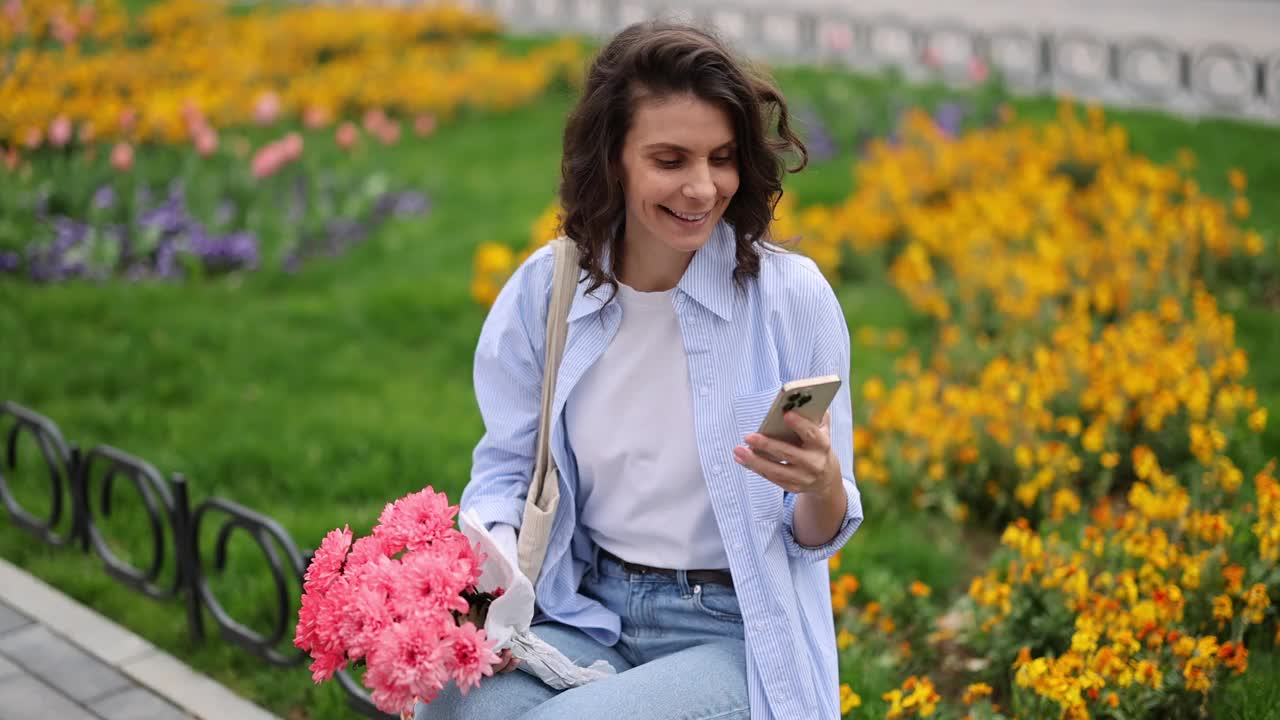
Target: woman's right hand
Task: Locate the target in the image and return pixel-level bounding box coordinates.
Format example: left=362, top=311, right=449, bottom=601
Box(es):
left=493, top=648, right=520, bottom=674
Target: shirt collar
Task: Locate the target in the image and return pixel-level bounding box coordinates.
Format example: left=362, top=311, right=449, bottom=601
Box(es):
left=566, top=220, right=737, bottom=323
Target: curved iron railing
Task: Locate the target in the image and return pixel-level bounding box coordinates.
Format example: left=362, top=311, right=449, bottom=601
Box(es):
left=0, top=400, right=393, bottom=719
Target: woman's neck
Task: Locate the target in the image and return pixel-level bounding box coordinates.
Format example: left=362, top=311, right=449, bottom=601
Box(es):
left=617, top=233, right=694, bottom=292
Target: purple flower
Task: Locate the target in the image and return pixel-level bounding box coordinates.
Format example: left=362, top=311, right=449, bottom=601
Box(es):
left=374, top=191, right=430, bottom=218
left=0, top=251, right=20, bottom=273
left=797, top=106, right=837, bottom=163
left=934, top=102, right=966, bottom=139
left=139, top=197, right=190, bottom=236
left=92, top=186, right=116, bottom=211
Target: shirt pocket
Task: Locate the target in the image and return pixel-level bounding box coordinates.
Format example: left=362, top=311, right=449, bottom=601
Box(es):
left=731, top=387, right=784, bottom=530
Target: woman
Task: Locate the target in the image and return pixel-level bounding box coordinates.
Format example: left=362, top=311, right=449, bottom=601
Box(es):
left=420, top=19, right=863, bottom=720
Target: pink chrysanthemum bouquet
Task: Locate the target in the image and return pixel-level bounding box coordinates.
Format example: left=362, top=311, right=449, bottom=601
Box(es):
left=294, top=488, right=504, bottom=715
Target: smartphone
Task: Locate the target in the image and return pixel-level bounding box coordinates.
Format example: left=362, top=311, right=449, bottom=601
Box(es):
left=756, top=374, right=842, bottom=447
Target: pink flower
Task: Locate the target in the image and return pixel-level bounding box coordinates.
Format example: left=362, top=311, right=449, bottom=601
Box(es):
left=281, top=131, right=303, bottom=162
left=48, top=116, right=73, bottom=147
left=22, top=126, right=41, bottom=149
left=375, top=488, right=456, bottom=554
left=922, top=46, right=940, bottom=69
left=110, top=142, right=133, bottom=172
left=254, top=91, right=281, bottom=126
left=969, top=57, right=990, bottom=83
left=336, top=584, right=393, bottom=661
left=303, top=105, right=331, bottom=129
left=365, top=619, right=450, bottom=714
left=440, top=622, right=499, bottom=695
left=2, top=0, right=21, bottom=24
left=391, top=552, right=469, bottom=619
left=824, top=26, right=852, bottom=53
left=118, top=107, right=137, bottom=133
left=376, top=121, right=401, bottom=146
left=413, top=113, right=437, bottom=137
left=347, top=533, right=394, bottom=569
left=52, top=15, right=76, bottom=44
left=304, top=525, right=353, bottom=596
left=363, top=107, right=388, bottom=134
left=3, top=149, right=19, bottom=172
left=251, top=143, right=284, bottom=179
left=336, top=122, right=359, bottom=150
left=308, top=647, right=348, bottom=684
left=195, top=127, right=218, bottom=156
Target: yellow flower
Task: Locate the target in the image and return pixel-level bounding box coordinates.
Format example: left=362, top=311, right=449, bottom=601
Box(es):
left=837, top=628, right=855, bottom=650
left=839, top=683, right=862, bottom=714
left=1227, top=168, right=1247, bottom=191
left=962, top=682, right=993, bottom=705
left=1249, top=408, right=1268, bottom=433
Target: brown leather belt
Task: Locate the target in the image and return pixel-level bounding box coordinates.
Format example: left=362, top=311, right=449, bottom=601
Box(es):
left=599, top=548, right=734, bottom=588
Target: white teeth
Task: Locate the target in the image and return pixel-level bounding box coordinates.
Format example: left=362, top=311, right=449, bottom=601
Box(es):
left=668, top=208, right=708, bottom=222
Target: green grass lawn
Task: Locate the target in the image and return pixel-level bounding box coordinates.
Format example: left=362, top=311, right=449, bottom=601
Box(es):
left=2, top=52, right=1279, bottom=718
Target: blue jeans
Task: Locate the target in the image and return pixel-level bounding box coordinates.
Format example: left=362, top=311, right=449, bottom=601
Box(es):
left=415, top=551, right=749, bottom=719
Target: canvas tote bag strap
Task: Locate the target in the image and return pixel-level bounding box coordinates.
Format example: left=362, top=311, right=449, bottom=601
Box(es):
left=517, top=237, right=578, bottom=585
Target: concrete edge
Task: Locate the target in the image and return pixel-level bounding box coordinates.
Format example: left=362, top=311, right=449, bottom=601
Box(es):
left=0, top=557, right=281, bottom=720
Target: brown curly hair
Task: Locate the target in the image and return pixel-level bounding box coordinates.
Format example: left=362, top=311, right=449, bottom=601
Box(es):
left=558, top=20, right=808, bottom=299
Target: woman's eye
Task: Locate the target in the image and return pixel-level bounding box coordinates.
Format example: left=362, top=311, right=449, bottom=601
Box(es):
left=712, top=155, right=734, bottom=165
left=656, top=158, right=681, bottom=168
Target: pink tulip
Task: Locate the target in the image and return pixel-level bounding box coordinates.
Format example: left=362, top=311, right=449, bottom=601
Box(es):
left=3, top=149, right=18, bottom=172
left=118, top=107, right=137, bottom=133
left=824, top=27, right=852, bottom=53
left=251, top=144, right=284, bottom=179
left=376, top=121, right=400, bottom=145
left=2, top=0, right=21, bottom=23
left=254, top=91, right=281, bottom=126
left=362, top=107, right=387, bottom=134
left=303, top=106, right=331, bottom=129
left=413, top=113, right=437, bottom=137
left=968, top=57, right=990, bottom=83
left=48, top=116, right=73, bottom=147
left=336, top=121, right=359, bottom=150
left=22, top=126, right=41, bottom=149
left=52, top=15, right=76, bottom=44
left=281, top=131, right=303, bottom=161
left=110, top=142, right=134, bottom=172
left=195, top=127, right=219, bottom=156
left=922, top=47, right=940, bottom=69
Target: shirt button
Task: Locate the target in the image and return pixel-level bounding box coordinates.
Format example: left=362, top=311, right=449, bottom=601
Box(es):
left=699, top=385, right=710, bottom=397
left=714, top=464, right=725, bottom=476
left=753, top=621, right=767, bottom=633
left=732, top=541, right=744, bottom=552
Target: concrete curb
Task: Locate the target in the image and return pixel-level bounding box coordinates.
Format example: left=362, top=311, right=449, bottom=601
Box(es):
left=0, top=557, right=281, bottom=720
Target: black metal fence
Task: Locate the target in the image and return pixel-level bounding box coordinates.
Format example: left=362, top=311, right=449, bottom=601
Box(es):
left=0, top=400, right=394, bottom=720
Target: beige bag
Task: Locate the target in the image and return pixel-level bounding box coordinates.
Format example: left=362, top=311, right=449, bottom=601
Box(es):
left=516, top=236, right=579, bottom=586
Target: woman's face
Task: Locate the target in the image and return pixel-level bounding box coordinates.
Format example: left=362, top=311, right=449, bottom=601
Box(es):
left=618, top=92, right=740, bottom=259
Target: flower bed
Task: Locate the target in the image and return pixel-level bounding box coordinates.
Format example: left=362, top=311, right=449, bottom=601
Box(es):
left=472, top=102, right=1277, bottom=717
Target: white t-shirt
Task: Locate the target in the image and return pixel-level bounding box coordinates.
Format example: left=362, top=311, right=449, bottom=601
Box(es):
left=561, top=281, right=730, bottom=570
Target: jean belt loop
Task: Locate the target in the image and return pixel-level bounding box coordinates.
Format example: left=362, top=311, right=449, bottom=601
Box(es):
left=676, top=569, right=692, bottom=595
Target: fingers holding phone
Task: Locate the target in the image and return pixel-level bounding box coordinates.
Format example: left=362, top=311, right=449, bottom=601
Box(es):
left=732, top=376, right=844, bottom=497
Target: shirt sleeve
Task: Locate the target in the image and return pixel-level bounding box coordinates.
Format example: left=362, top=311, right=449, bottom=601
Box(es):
left=781, top=279, right=864, bottom=562
left=459, top=251, right=551, bottom=531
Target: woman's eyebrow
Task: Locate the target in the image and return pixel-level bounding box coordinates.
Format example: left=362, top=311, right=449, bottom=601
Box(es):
left=642, top=141, right=737, bottom=152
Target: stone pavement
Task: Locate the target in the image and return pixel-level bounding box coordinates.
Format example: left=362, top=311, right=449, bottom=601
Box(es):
left=0, top=558, right=280, bottom=720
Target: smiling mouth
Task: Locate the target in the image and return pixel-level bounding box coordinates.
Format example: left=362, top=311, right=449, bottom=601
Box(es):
left=661, top=206, right=711, bottom=223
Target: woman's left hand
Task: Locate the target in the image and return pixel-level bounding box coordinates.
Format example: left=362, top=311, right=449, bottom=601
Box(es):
left=732, top=411, right=843, bottom=497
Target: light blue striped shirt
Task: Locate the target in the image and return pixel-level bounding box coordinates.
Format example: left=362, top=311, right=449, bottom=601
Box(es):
left=462, top=220, right=864, bottom=719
